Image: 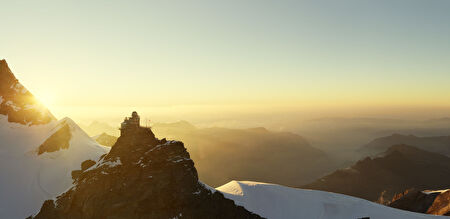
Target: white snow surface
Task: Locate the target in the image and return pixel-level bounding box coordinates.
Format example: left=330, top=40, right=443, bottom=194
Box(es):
left=216, top=181, right=447, bottom=219
left=0, top=115, right=110, bottom=218
left=422, top=189, right=449, bottom=195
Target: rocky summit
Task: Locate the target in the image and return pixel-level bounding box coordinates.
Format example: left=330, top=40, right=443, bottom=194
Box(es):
left=0, top=60, right=54, bottom=125
left=33, top=112, right=262, bottom=219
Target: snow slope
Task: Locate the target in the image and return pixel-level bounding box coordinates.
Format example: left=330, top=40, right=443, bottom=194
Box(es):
left=0, top=115, right=109, bottom=218
left=216, top=181, right=448, bottom=219
left=0, top=59, right=110, bottom=218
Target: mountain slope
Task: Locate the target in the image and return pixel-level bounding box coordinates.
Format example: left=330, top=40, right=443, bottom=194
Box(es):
left=389, top=189, right=450, bottom=216
left=151, top=121, right=332, bottom=187
left=0, top=60, right=109, bottom=218
left=34, top=116, right=262, bottom=219
left=0, top=116, right=109, bottom=218
left=216, top=181, right=447, bottom=219
left=360, top=134, right=450, bottom=157
left=304, top=145, right=450, bottom=202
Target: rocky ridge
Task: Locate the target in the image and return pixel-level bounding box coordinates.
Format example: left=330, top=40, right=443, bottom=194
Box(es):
left=389, top=189, right=450, bottom=216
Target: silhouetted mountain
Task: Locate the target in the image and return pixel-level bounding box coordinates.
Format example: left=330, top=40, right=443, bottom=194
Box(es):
left=303, top=145, right=450, bottom=202
left=92, top=132, right=117, bottom=146
left=34, top=114, right=262, bottom=219
left=294, top=117, right=450, bottom=159
left=153, top=120, right=197, bottom=130
left=151, top=121, right=332, bottom=187
left=389, top=189, right=450, bottom=216
left=359, top=134, right=450, bottom=157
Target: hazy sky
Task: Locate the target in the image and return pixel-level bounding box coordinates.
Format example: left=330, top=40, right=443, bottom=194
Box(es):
left=1, top=0, right=450, bottom=124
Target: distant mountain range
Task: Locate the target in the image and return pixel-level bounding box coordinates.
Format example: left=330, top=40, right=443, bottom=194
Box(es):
left=151, top=121, right=333, bottom=187
left=80, top=120, right=119, bottom=136
left=86, top=120, right=333, bottom=187
left=34, top=115, right=448, bottom=219
left=359, top=133, right=450, bottom=157
left=304, top=144, right=450, bottom=203
left=295, top=117, right=450, bottom=153
left=2, top=59, right=449, bottom=218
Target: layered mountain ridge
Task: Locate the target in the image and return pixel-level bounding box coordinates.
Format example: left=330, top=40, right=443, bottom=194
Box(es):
left=107, top=120, right=333, bottom=187
left=304, top=144, right=450, bottom=202
left=360, top=133, right=450, bottom=157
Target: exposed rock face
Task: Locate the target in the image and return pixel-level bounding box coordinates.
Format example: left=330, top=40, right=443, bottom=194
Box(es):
left=389, top=189, right=450, bottom=216
left=38, top=123, right=71, bottom=154
left=304, top=145, right=450, bottom=202
left=34, top=124, right=262, bottom=218
left=0, top=60, right=55, bottom=125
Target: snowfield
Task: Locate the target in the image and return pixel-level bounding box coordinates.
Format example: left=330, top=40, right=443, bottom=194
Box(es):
left=216, top=181, right=448, bottom=219
left=0, top=115, right=109, bottom=219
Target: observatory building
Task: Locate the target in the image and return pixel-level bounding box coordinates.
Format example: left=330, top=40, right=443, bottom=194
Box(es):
left=120, top=111, right=141, bottom=135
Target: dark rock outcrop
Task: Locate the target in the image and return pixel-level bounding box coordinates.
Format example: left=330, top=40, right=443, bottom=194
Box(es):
left=34, top=122, right=263, bottom=218
left=38, top=123, right=71, bottom=154
left=0, top=60, right=55, bottom=125
left=80, top=159, right=97, bottom=171
left=304, top=144, right=450, bottom=202
left=389, top=189, right=450, bottom=216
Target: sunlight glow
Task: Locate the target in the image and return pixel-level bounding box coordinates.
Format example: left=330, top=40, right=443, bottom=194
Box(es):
left=35, top=92, right=56, bottom=110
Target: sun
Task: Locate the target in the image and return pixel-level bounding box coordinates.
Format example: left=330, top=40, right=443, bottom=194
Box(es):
left=35, top=92, right=56, bottom=109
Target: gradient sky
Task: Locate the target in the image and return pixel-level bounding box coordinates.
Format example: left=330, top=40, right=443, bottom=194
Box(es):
left=1, top=0, right=450, bottom=123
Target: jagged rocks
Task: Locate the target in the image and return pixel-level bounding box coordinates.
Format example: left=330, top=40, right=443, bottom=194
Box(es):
left=34, top=124, right=263, bottom=219
left=389, top=189, right=450, bottom=216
